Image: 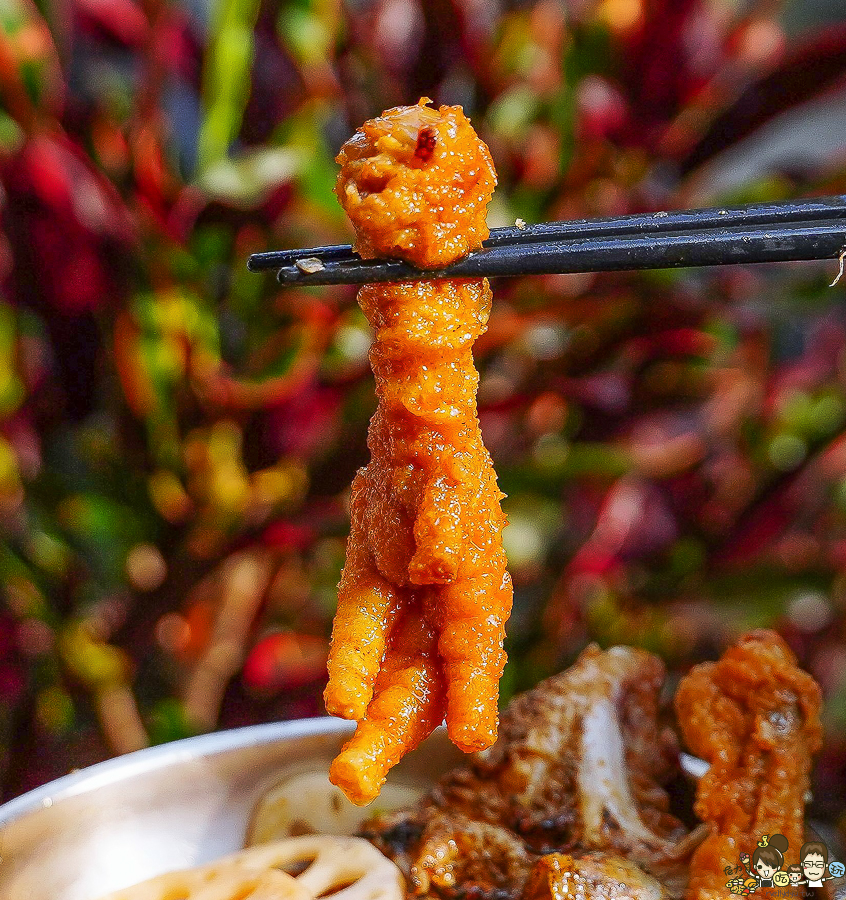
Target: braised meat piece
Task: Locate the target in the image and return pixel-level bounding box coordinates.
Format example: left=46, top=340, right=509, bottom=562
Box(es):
left=523, top=852, right=668, bottom=900
left=363, top=645, right=703, bottom=898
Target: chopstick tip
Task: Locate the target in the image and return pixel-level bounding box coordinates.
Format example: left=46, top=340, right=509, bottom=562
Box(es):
left=830, top=249, right=846, bottom=288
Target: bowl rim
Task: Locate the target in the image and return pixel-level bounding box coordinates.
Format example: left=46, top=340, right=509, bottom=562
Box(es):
left=0, top=716, right=354, bottom=830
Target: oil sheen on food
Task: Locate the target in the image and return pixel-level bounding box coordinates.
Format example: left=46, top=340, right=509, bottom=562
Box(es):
left=324, top=99, right=513, bottom=805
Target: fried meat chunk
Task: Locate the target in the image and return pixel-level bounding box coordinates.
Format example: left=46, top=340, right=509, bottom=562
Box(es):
left=674, top=629, right=823, bottom=900
left=523, top=853, right=669, bottom=900
left=325, top=99, right=512, bottom=805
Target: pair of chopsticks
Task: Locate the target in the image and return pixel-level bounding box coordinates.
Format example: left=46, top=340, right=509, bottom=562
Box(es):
left=247, top=195, right=846, bottom=286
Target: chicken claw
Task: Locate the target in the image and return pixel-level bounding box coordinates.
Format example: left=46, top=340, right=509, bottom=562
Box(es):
left=675, top=630, right=823, bottom=900
left=325, top=99, right=512, bottom=802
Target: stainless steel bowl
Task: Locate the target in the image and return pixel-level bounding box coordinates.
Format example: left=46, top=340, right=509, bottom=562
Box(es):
left=0, top=718, right=461, bottom=900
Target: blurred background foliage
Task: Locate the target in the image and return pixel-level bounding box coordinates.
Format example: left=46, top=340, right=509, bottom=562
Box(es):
left=1, top=0, right=846, bottom=836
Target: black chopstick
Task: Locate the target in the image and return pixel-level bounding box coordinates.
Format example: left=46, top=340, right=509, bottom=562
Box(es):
left=248, top=196, right=846, bottom=272
left=246, top=196, right=846, bottom=285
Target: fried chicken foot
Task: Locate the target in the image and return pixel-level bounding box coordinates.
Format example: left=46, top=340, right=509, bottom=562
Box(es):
left=675, top=630, right=823, bottom=900
left=325, top=483, right=402, bottom=721
left=325, top=100, right=512, bottom=803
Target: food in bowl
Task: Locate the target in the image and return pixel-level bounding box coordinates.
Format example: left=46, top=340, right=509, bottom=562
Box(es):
left=94, top=835, right=403, bottom=900
left=247, top=772, right=422, bottom=846
left=360, top=631, right=823, bottom=899
left=362, top=641, right=704, bottom=898
left=94, top=631, right=825, bottom=900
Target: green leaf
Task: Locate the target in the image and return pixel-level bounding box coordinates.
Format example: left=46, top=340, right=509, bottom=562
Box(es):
left=197, top=147, right=301, bottom=207
left=197, top=0, right=263, bottom=172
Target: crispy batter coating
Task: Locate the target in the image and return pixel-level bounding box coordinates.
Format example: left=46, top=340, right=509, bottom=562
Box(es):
left=330, top=604, right=445, bottom=804
left=333, top=100, right=495, bottom=267
left=674, top=630, right=823, bottom=900
left=324, top=99, right=512, bottom=804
